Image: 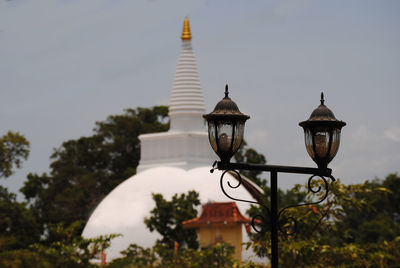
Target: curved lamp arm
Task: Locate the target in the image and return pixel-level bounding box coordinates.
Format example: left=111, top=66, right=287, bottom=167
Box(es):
left=278, top=174, right=336, bottom=235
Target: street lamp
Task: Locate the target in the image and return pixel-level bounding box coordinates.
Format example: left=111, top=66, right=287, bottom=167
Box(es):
left=203, top=85, right=346, bottom=268
left=299, top=92, right=346, bottom=169
left=203, top=85, right=250, bottom=164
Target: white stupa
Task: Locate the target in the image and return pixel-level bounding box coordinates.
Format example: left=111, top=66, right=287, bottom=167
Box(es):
left=82, top=18, right=257, bottom=261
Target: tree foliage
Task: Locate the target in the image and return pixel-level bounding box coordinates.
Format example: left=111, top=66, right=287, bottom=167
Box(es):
left=144, top=191, right=200, bottom=249
left=0, top=186, right=39, bottom=251
left=0, top=131, right=35, bottom=252
left=247, top=173, right=400, bottom=267
left=0, top=221, right=118, bottom=268
left=107, top=242, right=240, bottom=268
left=20, top=106, right=169, bottom=240
left=0, top=131, right=29, bottom=178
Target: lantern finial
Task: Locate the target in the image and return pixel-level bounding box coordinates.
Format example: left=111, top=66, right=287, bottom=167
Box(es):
left=321, top=92, right=325, bottom=105
left=225, top=84, right=229, bottom=98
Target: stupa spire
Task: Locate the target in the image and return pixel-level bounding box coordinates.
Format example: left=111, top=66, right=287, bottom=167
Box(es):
left=181, top=17, right=192, bottom=41
left=169, top=18, right=206, bottom=131
left=137, top=17, right=214, bottom=172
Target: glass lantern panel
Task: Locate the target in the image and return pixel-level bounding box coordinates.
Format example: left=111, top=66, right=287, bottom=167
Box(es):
left=207, top=121, right=218, bottom=153
left=304, top=129, right=315, bottom=159
left=232, top=122, right=244, bottom=153
left=314, top=128, right=331, bottom=159
left=217, top=121, right=234, bottom=153
left=329, top=129, right=341, bottom=159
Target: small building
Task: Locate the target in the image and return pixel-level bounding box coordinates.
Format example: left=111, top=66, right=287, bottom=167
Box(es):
left=183, top=202, right=253, bottom=260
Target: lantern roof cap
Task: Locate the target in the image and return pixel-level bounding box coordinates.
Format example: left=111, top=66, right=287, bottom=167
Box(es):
left=309, top=92, right=337, bottom=121
left=203, top=85, right=250, bottom=121
left=299, top=92, right=346, bottom=128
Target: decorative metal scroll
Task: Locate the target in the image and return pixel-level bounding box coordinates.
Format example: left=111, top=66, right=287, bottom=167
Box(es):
left=217, top=169, right=270, bottom=233
left=211, top=163, right=337, bottom=235
left=277, top=174, right=336, bottom=236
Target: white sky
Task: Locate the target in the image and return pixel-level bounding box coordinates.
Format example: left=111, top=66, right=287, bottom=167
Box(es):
left=1, top=0, right=399, bottom=198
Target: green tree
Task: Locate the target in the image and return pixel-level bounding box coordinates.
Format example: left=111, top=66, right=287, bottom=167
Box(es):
left=30, top=222, right=118, bottom=268
left=247, top=174, right=400, bottom=267
left=0, top=221, right=118, bottom=268
left=107, top=244, right=157, bottom=268
left=0, top=131, right=34, bottom=251
left=21, top=106, right=169, bottom=241
left=0, top=186, right=39, bottom=251
left=333, top=173, right=400, bottom=245
left=0, top=131, right=29, bottom=178
left=144, top=191, right=200, bottom=249
left=107, top=242, right=239, bottom=268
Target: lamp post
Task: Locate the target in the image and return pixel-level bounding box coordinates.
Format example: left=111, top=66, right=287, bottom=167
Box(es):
left=203, top=85, right=346, bottom=268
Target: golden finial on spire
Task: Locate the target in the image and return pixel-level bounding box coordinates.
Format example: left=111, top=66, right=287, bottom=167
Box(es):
left=181, top=17, right=192, bottom=41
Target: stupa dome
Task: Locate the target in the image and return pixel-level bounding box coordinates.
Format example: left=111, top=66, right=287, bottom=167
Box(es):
left=82, top=166, right=257, bottom=259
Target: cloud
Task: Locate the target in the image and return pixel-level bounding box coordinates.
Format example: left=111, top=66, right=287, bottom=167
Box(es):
left=384, top=126, right=400, bottom=142
left=330, top=125, right=400, bottom=183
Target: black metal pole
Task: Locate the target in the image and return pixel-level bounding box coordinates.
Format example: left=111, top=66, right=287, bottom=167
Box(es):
left=270, top=171, right=278, bottom=268
left=215, top=161, right=336, bottom=267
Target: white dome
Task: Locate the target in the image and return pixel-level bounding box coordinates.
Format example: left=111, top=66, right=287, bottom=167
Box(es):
left=82, top=166, right=257, bottom=260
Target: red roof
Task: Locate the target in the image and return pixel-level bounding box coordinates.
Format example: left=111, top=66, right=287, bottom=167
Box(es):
left=182, top=202, right=252, bottom=228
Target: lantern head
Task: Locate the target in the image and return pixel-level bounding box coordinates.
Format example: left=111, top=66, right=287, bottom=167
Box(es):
left=203, top=85, right=250, bottom=163
left=299, top=93, right=346, bottom=169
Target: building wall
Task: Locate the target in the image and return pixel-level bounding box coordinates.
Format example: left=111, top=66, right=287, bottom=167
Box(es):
left=196, top=223, right=243, bottom=260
